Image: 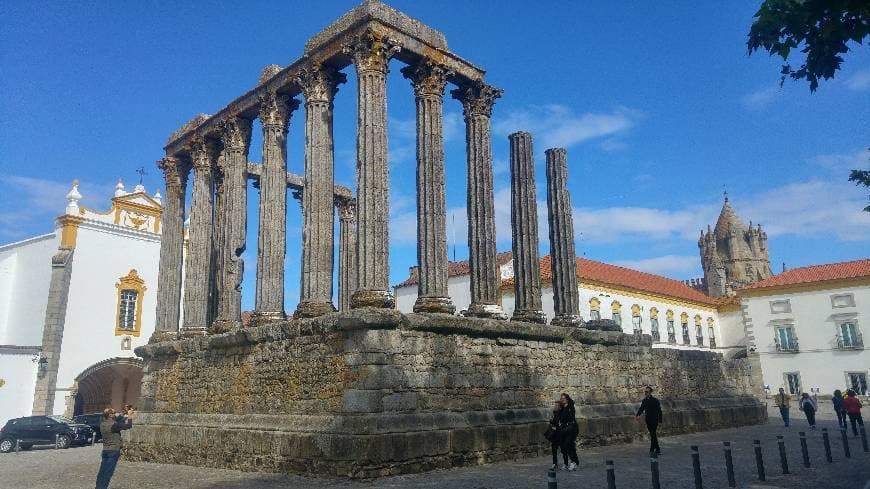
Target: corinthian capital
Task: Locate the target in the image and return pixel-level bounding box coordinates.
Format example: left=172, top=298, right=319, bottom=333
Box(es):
left=401, top=59, right=453, bottom=98
left=336, top=197, right=356, bottom=221
left=157, top=156, right=189, bottom=193
left=343, top=28, right=401, bottom=73
left=219, top=116, right=253, bottom=152
left=258, top=91, right=299, bottom=130
left=451, top=81, right=504, bottom=118
left=188, top=137, right=221, bottom=172
left=295, top=64, right=347, bottom=104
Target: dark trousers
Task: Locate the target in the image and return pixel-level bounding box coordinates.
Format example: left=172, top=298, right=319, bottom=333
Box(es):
left=95, top=450, right=120, bottom=489
left=559, top=424, right=579, bottom=464
left=778, top=407, right=790, bottom=426
left=647, top=420, right=660, bottom=452
left=804, top=409, right=816, bottom=426
left=847, top=412, right=864, bottom=436
left=551, top=441, right=560, bottom=465
left=836, top=409, right=847, bottom=428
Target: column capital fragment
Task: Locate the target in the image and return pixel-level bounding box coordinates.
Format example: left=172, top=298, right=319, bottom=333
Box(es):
left=218, top=116, right=253, bottom=153
left=295, top=64, right=347, bottom=104
left=157, top=156, right=189, bottom=194
left=336, top=197, right=356, bottom=221
left=258, top=91, right=299, bottom=130
left=451, top=81, right=503, bottom=118
left=188, top=137, right=222, bottom=172
left=342, top=28, right=401, bottom=74
left=401, top=59, right=453, bottom=98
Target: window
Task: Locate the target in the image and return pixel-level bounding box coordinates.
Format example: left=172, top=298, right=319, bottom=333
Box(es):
left=590, top=309, right=600, bottom=321
left=589, top=297, right=600, bottom=320
left=612, top=312, right=622, bottom=325
left=707, top=326, right=716, bottom=348
left=118, top=290, right=138, bottom=330
left=837, top=322, right=862, bottom=350
left=847, top=372, right=868, bottom=395
left=681, top=313, right=690, bottom=344
left=120, top=336, right=132, bottom=351
left=695, top=324, right=704, bottom=346
left=784, top=372, right=801, bottom=395
left=632, top=315, right=642, bottom=334
left=611, top=301, right=622, bottom=325
left=775, top=326, right=798, bottom=352
left=650, top=317, right=660, bottom=342
left=831, top=294, right=855, bottom=308
left=769, top=300, right=791, bottom=314
left=115, top=269, right=146, bottom=336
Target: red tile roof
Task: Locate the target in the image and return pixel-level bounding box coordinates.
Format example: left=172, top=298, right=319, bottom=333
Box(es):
left=396, top=251, right=716, bottom=305
left=743, top=258, right=870, bottom=290
left=395, top=251, right=513, bottom=288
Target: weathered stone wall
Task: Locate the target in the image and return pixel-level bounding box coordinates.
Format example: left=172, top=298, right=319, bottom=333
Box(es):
left=126, top=309, right=765, bottom=478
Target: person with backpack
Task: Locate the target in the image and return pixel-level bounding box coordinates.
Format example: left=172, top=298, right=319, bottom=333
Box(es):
left=798, top=392, right=817, bottom=429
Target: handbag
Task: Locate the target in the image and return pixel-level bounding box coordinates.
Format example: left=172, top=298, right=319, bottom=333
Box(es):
left=544, top=425, right=558, bottom=442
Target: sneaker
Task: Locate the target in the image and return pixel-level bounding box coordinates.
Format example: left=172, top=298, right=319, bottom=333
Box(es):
left=550, top=464, right=557, bottom=470
left=561, top=464, right=569, bottom=471
left=567, top=462, right=577, bottom=471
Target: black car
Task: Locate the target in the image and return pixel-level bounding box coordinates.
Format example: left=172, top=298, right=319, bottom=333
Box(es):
left=0, top=415, right=94, bottom=452
left=72, top=413, right=104, bottom=442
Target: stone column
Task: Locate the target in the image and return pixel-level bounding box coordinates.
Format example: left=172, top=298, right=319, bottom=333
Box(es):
left=451, top=81, right=505, bottom=319
left=401, top=59, right=455, bottom=314
left=508, top=132, right=546, bottom=323
left=546, top=148, right=582, bottom=327
left=152, top=156, right=189, bottom=342
left=253, top=91, right=298, bottom=322
left=344, top=29, right=400, bottom=309
left=212, top=117, right=252, bottom=333
left=181, top=138, right=220, bottom=336
left=208, top=161, right=225, bottom=326
left=293, top=65, right=346, bottom=318
left=337, top=198, right=357, bottom=312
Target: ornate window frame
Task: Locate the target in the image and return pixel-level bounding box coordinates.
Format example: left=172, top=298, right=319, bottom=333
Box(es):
left=115, top=269, right=146, bottom=337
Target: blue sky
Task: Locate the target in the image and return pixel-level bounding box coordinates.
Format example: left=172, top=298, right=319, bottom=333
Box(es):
left=2, top=0, right=868, bottom=311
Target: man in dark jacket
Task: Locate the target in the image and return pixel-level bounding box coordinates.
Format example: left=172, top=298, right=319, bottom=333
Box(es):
left=95, top=407, right=134, bottom=489
left=636, top=386, right=663, bottom=455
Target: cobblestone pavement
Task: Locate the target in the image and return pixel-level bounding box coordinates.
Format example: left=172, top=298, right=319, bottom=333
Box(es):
left=2, top=406, right=867, bottom=489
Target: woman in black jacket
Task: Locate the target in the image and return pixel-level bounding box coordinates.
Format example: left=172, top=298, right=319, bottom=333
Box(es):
left=558, top=393, right=580, bottom=471
left=547, top=402, right=561, bottom=470
left=832, top=390, right=846, bottom=429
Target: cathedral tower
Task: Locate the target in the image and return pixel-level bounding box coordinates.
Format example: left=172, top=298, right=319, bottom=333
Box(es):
left=699, top=195, right=772, bottom=296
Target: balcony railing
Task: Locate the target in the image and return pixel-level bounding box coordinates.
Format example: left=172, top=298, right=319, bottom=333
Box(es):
left=682, top=333, right=691, bottom=345
left=837, top=332, right=864, bottom=350
left=696, top=336, right=705, bottom=347
left=709, top=337, right=717, bottom=349
left=667, top=332, right=676, bottom=343
left=651, top=330, right=661, bottom=342
left=774, top=336, right=799, bottom=352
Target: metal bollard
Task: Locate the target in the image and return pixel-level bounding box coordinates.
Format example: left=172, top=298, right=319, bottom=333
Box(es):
left=650, top=453, right=661, bottom=489
left=606, top=460, right=616, bottom=489
left=799, top=431, right=810, bottom=468
left=776, top=435, right=789, bottom=474
left=55, top=433, right=59, bottom=449
left=753, top=439, right=766, bottom=482
left=91, top=434, right=96, bottom=446
left=860, top=425, right=869, bottom=453
left=822, top=428, right=833, bottom=463
left=15, top=439, right=21, bottom=454
left=840, top=428, right=851, bottom=458
left=547, top=467, right=557, bottom=489
left=691, top=446, right=703, bottom=489
left=723, top=442, right=736, bottom=488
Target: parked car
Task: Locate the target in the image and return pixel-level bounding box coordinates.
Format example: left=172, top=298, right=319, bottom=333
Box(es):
left=0, top=415, right=94, bottom=453
left=72, top=413, right=104, bottom=442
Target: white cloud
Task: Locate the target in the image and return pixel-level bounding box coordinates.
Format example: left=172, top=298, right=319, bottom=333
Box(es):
left=844, top=68, right=870, bottom=91
left=741, top=86, right=781, bottom=111
left=613, top=255, right=699, bottom=276
left=813, top=148, right=869, bottom=172
left=492, top=104, right=641, bottom=150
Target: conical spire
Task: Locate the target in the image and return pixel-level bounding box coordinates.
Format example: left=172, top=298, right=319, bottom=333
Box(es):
left=713, top=194, right=746, bottom=239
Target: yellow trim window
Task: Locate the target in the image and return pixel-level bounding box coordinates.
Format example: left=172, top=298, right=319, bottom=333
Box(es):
left=589, top=297, right=601, bottom=320
left=115, top=270, right=146, bottom=337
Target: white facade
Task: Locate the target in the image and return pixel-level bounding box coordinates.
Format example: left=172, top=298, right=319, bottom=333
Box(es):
left=0, top=180, right=164, bottom=425
left=743, top=278, right=870, bottom=397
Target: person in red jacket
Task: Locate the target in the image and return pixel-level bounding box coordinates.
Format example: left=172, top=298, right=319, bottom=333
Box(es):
left=843, top=389, right=864, bottom=437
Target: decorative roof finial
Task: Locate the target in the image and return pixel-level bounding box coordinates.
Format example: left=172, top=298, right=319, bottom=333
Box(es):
left=115, top=178, right=126, bottom=197
left=66, top=179, right=82, bottom=215
left=134, top=166, right=147, bottom=193
left=153, top=189, right=162, bottom=205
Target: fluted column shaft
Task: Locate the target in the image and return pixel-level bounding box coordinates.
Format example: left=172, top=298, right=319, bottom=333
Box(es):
left=254, top=92, right=297, bottom=322
left=181, top=139, right=220, bottom=336
left=209, top=164, right=224, bottom=326
left=509, top=132, right=545, bottom=323
left=402, top=60, right=455, bottom=314
left=213, top=117, right=252, bottom=332
left=152, top=156, right=188, bottom=342
left=452, top=82, right=505, bottom=319
left=294, top=66, right=346, bottom=318
left=337, top=198, right=357, bottom=312
left=345, top=30, right=400, bottom=309
left=546, top=148, right=582, bottom=327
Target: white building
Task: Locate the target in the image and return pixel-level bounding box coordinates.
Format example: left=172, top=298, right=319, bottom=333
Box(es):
left=395, top=252, right=746, bottom=353
left=0, top=179, right=163, bottom=425
left=741, top=259, right=870, bottom=397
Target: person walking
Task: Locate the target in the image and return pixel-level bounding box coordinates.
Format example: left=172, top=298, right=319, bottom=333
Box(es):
left=798, top=392, right=817, bottom=429
left=832, top=390, right=847, bottom=429
left=843, top=389, right=864, bottom=437
left=636, top=385, right=663, bottom=455
left=557, top=393, right=580, bottom=471
left=774, top=387, right=791, bottom=427
left=546, top=402, right=561, bottom=470
left=95, top=406, right=135, bottom=489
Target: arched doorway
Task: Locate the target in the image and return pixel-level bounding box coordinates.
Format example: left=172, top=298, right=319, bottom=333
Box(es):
left=70, top=357, right=144, bottom=416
